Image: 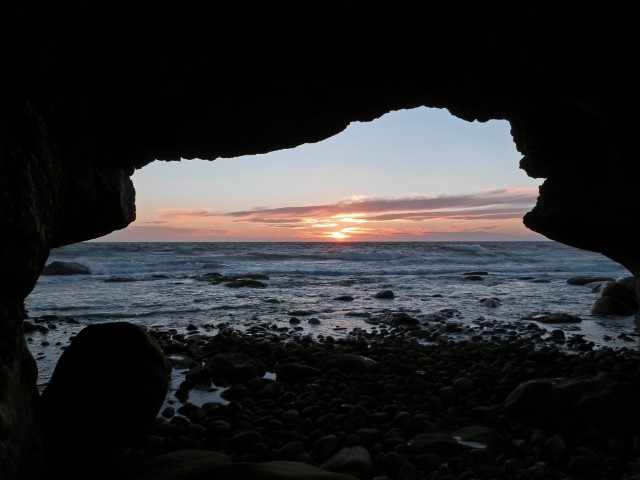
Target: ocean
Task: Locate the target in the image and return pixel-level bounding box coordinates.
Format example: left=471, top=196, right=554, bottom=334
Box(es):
left=24, top=241, right=638, bottom=395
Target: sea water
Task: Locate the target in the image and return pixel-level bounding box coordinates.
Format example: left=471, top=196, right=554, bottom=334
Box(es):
left=24, top=241, right=638, bottom=391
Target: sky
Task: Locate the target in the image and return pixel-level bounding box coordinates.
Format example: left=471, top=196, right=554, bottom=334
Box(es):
left=98, top=106, right=546, bottom=242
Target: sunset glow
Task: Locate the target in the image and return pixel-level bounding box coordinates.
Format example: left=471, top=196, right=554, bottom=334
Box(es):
left=330, top=232, right=350, bottom=240
left=101, top=188, right=543, bottom=242
left=97, top=107, right=545, bottom=242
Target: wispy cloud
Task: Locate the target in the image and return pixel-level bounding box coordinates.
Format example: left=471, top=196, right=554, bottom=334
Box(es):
left=241, top=217, right=305, bottom=224
left=222, top=189, right=538, bottom=227
left=114, top=188, right=542, bottom=241
left=159, top=208, right=218, bottom=218
left=366, top=208, right=527, bottom=222
left=100, top=225, right=229, bottom=241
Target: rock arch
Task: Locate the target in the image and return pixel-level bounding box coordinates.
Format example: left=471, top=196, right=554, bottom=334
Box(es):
left=1, top=4, right=636, bottom=478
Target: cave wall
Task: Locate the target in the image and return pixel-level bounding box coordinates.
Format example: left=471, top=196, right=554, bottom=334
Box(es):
left=1, top=4, right=637, bottom=478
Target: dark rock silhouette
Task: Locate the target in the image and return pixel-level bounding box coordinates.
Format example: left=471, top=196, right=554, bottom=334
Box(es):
left=316, top=354, right=377, bottom=373
left=41, top=261, right=91, bottom=275
left=591, top=276, right=639, bottom=315
left=502, top=372, right=640, bottom=438
left=566, top=275, right=615, bottom=286
left=37, top=322, right=170, bottom=475
left=1, top=4, right=638, bottom=478
left=373, top=290, right=395, bottom=299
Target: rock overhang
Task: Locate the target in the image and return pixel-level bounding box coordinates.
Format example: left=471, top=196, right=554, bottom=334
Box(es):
left=1, top=4, right=639, bottom=479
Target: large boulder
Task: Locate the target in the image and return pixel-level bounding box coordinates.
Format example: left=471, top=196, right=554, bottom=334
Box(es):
left=591, top=276, right=638, bottom=315
left=502, top=371, right=640, bottom=437
left=41, top=261, right=91, bottom=275
left=37, top=322, right=171, bottom=474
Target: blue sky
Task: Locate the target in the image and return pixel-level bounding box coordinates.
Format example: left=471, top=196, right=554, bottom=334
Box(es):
left=99, top=106, right=545, bottom=241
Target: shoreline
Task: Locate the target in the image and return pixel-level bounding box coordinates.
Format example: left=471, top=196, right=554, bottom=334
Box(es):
left=25, top=278, right=640, bottom=478
left=26, top=303, right=640, bottom=395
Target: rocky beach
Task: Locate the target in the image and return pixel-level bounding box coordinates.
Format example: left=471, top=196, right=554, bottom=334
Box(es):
left=31, top=306, right=640, bottom=480
left=24, top=242, right=640, bottom=478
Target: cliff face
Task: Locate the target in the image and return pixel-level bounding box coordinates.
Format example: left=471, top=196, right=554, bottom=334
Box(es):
left=1, top=5, right=636, bottom=478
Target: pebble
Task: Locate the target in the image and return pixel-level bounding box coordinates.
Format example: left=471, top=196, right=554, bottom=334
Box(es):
left=72, top=319, right=640, bottom=479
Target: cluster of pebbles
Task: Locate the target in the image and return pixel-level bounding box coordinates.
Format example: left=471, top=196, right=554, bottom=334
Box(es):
left=121, top=313, right=640, bottom=480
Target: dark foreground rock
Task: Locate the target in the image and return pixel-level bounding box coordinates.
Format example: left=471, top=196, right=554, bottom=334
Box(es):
left=591, top=276, right=639, bottom=315
left=502, top=371, right=640, bottom=437
left=37, top=322, right=171, bottom=475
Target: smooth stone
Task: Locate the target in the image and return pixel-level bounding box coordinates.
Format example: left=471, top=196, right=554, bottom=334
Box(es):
left=276, top=363, right=320, bottom=384
left=374, top=290, right=395, bottom=299
left=452, top=425, right=512, bottom=456
left=503, top=372, right=640, bottom=436
left=567, top=275, right=615, bottom=286
left=592, top=276, right=638, bottom=313
left=220, top=385, right=250, bottom=401
left=320, top=445, right=372, bottom=480
left=117, top=450, right=231, bottom=480
left=591, top=295, right=636, bottom=315
left=380, top=451, right=408, bottom=475
left=317, top=354, right=377, bottom=373
left=334, top=295, right=354, bottom=301
left=275, top=440, right=305, bottom=460
left=406, top=433, right=472, bottom=459
left=544, top=435, right=567, bottom=456
left=205, top=352, right=265, bottom=384
left=41, top=260, right=91, bottom=275
left=203, top=461, right=359, bottom=479
left=480, top=297, right=501, bottom=308
left=313, top=434, right=339, bottom=461
left=390, top=312, right=419, bottom=326
left=230, top=430, right=262, bottom=452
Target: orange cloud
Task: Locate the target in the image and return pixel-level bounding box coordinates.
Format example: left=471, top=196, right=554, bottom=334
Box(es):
left=102, top=188, right=544, bottom=241
left=221, top=189, right=537, bottom=227
left=226, top=189, right=535, bottom=218
left=366, top=208, right=527, bottom=222
left=159, top=208, right=218, bottom=217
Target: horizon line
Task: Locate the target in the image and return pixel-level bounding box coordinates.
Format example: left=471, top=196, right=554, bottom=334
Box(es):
left=86, top=238, right=552, bottom=243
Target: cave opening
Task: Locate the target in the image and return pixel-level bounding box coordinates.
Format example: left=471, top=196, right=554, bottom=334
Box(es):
left=23, top=106, right=640, bottom=480
left=26, top=106, right=633, bottom=398
left=5, top=6, right=638, bottom=478
left=103, top=106, right=544, bottom=243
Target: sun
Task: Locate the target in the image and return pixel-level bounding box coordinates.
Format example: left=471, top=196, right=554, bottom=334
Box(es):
left=330, top=232, right=350, bottom=240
